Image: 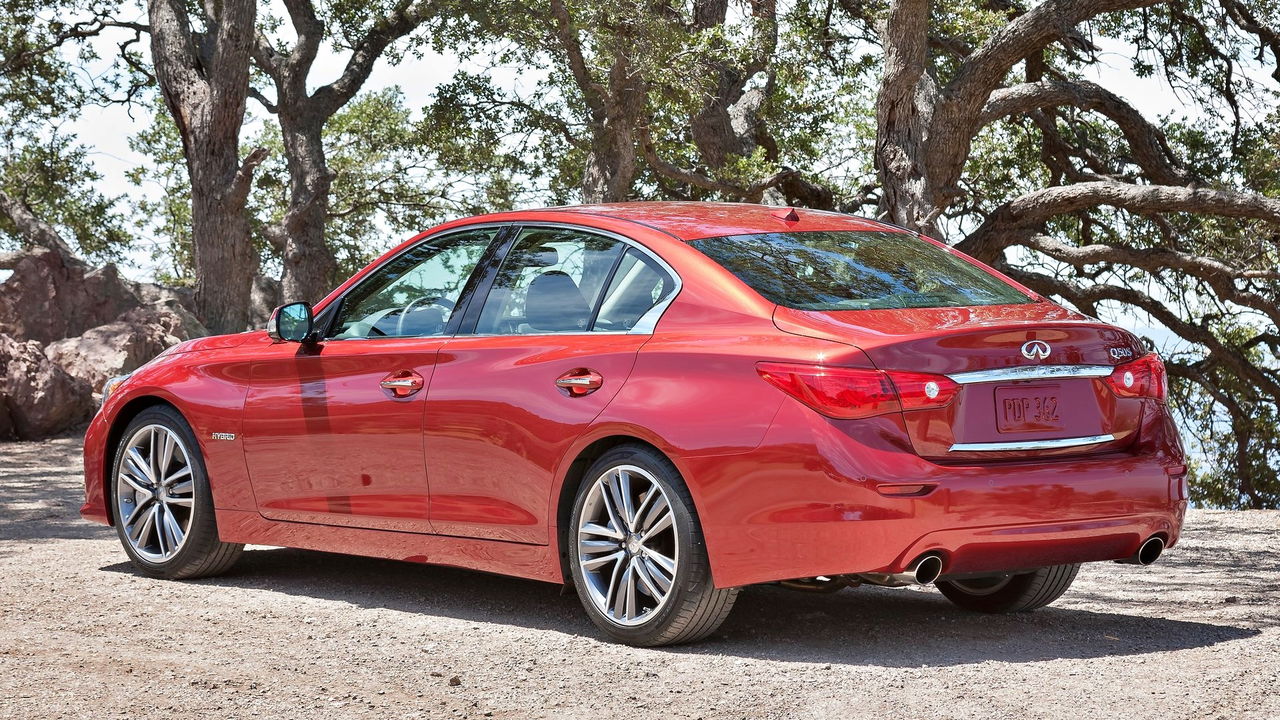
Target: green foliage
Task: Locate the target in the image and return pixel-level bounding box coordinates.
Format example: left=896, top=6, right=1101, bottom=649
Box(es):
left=1171, top=321, right=1280, bottom=509
left=0, top=0, right=130, bottom=260
left=124, top=97, right=193, bottom=284
left=128, top=87, right=512, bottom=281
left=0, top=133, right=129, bottom=260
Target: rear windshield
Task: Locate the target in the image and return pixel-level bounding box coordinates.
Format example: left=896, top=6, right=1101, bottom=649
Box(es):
left=690, top=231, right=1033, bottom=311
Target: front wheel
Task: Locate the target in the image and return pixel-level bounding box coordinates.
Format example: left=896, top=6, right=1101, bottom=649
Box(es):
left=936, top=564, right=1081, bottom=613
left=568, top=445, right=739, bottom=646
left=110, top=405, right=243, bottom=579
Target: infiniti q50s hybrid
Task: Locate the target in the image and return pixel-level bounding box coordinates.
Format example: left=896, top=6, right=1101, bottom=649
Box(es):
left=82, top=202, right=1187, bottom=646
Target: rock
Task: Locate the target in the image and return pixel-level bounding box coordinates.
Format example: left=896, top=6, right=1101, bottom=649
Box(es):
left=44, top=305, right=208, bottom=392
left=0, top=333, right=94, bottom=440
left=251, top=274, right=284, bottom=328
left=0, top=248, right=142, bottom=344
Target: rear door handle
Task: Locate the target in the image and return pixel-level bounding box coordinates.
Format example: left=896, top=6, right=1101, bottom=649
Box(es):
left=555, top=369, right=604, bottom=397
left=380, top=369, right=425, bottom=398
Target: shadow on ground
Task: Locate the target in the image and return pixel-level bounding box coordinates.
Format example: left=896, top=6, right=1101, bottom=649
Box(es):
left=0, top=439, right=98, bottom=544
left=4, top=436, right=1269, bottom=668
left=100, top=546, right=1262, bottom=667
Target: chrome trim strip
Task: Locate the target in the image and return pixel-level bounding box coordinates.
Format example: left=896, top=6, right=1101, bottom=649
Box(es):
left=949, top=434, right=1116, bottom=453
left=947, top=364, right=1114, bottom=385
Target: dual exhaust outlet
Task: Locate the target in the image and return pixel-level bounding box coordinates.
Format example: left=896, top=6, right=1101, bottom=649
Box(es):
left=862, top=536, right=1164, bottom=588
left=788, top=537, right=1162, bottom=593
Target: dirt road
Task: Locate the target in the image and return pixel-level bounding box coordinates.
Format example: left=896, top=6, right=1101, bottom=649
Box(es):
left=2, top=436, right=1277, bottom=719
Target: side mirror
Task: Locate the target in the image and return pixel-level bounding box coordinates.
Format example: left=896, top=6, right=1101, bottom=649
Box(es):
left=267, top=302, right=314, bottom=342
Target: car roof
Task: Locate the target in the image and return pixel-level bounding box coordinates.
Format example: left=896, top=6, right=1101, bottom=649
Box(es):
left=473, top=202, right=907, bottom=242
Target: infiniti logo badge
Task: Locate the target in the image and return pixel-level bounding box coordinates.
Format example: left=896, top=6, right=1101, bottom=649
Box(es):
left=1021, top=340, right=1051, bottom=360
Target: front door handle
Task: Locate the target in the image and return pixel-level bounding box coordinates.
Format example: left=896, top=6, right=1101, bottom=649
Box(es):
left=555, top=369, right=604, bottom=397
left=380, top=369, right=425, bottom=398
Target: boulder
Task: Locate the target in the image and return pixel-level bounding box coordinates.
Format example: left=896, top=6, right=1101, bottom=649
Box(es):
left=0, top=333, right=94, bottom=440
left=0, top=248, right=141, bottom=344
left=44, top=305, right=208, bottom=391
left=251, top=274, right=283, bottom=327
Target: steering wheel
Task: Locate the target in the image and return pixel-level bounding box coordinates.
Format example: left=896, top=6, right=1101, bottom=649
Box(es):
left=395, top=294, right=456, bottom=336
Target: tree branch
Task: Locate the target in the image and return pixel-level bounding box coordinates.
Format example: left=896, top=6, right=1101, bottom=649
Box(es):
left=309, top=1, right=438, bottom=119
left=0, top=18, right=146, bottom=75
left=247, top=85, right=278, bottom=114
left=1021, top=233, right=1280, bottom=329
left=224, top=147, right=270, bottom=207
left=548, top=0, right=608, bottom=122
left=981, top=79, right=1193, bottom=185
left=926, top=0, right=1163, bottom=199
left=959, top=181, right=1280, bottom=260
left=0, top=189, right=85, bottom=266
left=639, top=128, right=795, bottom=200
left=943, top=0, right=1162, bottom=114
left=1219, top=0, right=1280, bottom=83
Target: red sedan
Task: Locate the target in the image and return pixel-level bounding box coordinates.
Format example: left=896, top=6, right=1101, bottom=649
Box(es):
left=81, top=202, right=1187, bottom=646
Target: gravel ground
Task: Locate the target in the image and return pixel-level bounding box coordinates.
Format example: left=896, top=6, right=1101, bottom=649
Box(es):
left=1, top=436, right=1278, bottom=720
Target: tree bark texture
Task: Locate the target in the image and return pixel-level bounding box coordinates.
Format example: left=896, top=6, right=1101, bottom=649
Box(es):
left=251, top=0, right=436, bottom=303
left=148, top=0, right=263, bottom=334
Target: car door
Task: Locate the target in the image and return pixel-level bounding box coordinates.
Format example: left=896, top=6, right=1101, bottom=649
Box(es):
left=242, top=226, right=506, bottom=533
left=425, top=224, right=680, bottom=544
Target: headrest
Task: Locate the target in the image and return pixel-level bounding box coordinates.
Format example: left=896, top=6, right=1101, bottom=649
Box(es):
left=525, top=271, right=591, bottom=332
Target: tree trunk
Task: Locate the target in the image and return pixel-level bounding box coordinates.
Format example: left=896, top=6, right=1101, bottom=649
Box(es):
left=875, top=0, right=941, bottom=234
left=184, top=145, right=261, bottom=333
left=581, top=55, right=644, bottom=203
left=148, top=0, right=263, bottom=334
left=271, top=114, right=339, bottom=304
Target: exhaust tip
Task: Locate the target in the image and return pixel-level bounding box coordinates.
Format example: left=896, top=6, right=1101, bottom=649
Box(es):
left=1119, top=536, right=1165, bottom=566
left=913, top=555, right=943, bottom=585
left=1137, top=536, right=1165, bottom=566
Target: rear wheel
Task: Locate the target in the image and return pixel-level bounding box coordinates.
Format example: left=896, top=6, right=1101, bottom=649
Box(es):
left=936, top=564, right=1081, bottom=613
left=568, top=444, right=739, bottom=646
left=111, top=406, right=243, bottom=579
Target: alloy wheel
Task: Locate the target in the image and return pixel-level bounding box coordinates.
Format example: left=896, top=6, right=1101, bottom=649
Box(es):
left=114, top=424, right=196, bottom=562
left=576, top=464, right=679, bottom=626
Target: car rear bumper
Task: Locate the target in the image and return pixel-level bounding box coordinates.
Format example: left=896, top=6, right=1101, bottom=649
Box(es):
left=683, top=401, right=1187, bottom=588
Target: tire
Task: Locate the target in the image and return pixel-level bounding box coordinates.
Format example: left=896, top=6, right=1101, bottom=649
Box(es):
left=567, top=444, right=739, bottom=646
left=110, top=405, right=243, bottom=579
left=936, top=564, right=1081, bottom=613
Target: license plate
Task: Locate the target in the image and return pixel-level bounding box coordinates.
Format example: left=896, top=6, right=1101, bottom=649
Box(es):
left=995, top=385, right=1063, bottom=433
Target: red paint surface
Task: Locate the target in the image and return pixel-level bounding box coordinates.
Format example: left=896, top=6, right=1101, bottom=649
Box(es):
left=82, top=202, right=1186, bottom=589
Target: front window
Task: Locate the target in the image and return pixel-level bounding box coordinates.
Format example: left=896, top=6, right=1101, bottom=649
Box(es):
left=330, top=228, right=496, bottom=338
left=690, top=231, right=1033, bottom=311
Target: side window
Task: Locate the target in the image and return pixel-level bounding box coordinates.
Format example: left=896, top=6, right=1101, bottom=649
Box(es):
left=593, top=248, right=676, bottom=331
left=330, top=229, right=496, bottom=339
left=475, top=228, right=625, bottom=334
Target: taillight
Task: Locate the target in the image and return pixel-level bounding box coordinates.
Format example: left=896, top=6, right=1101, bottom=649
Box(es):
left=756, top=362, right=956, bottom=419
left=885, top=371, right=960, bottom=410
left=1104, top=353, right=1167, bottom=400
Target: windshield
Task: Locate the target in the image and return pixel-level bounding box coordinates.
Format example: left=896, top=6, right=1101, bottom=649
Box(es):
left=690, top=231, right=1034, bottom=311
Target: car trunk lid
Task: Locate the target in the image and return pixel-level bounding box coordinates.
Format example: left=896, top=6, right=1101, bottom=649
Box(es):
left=774, top=303, right=1148, bottom=460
